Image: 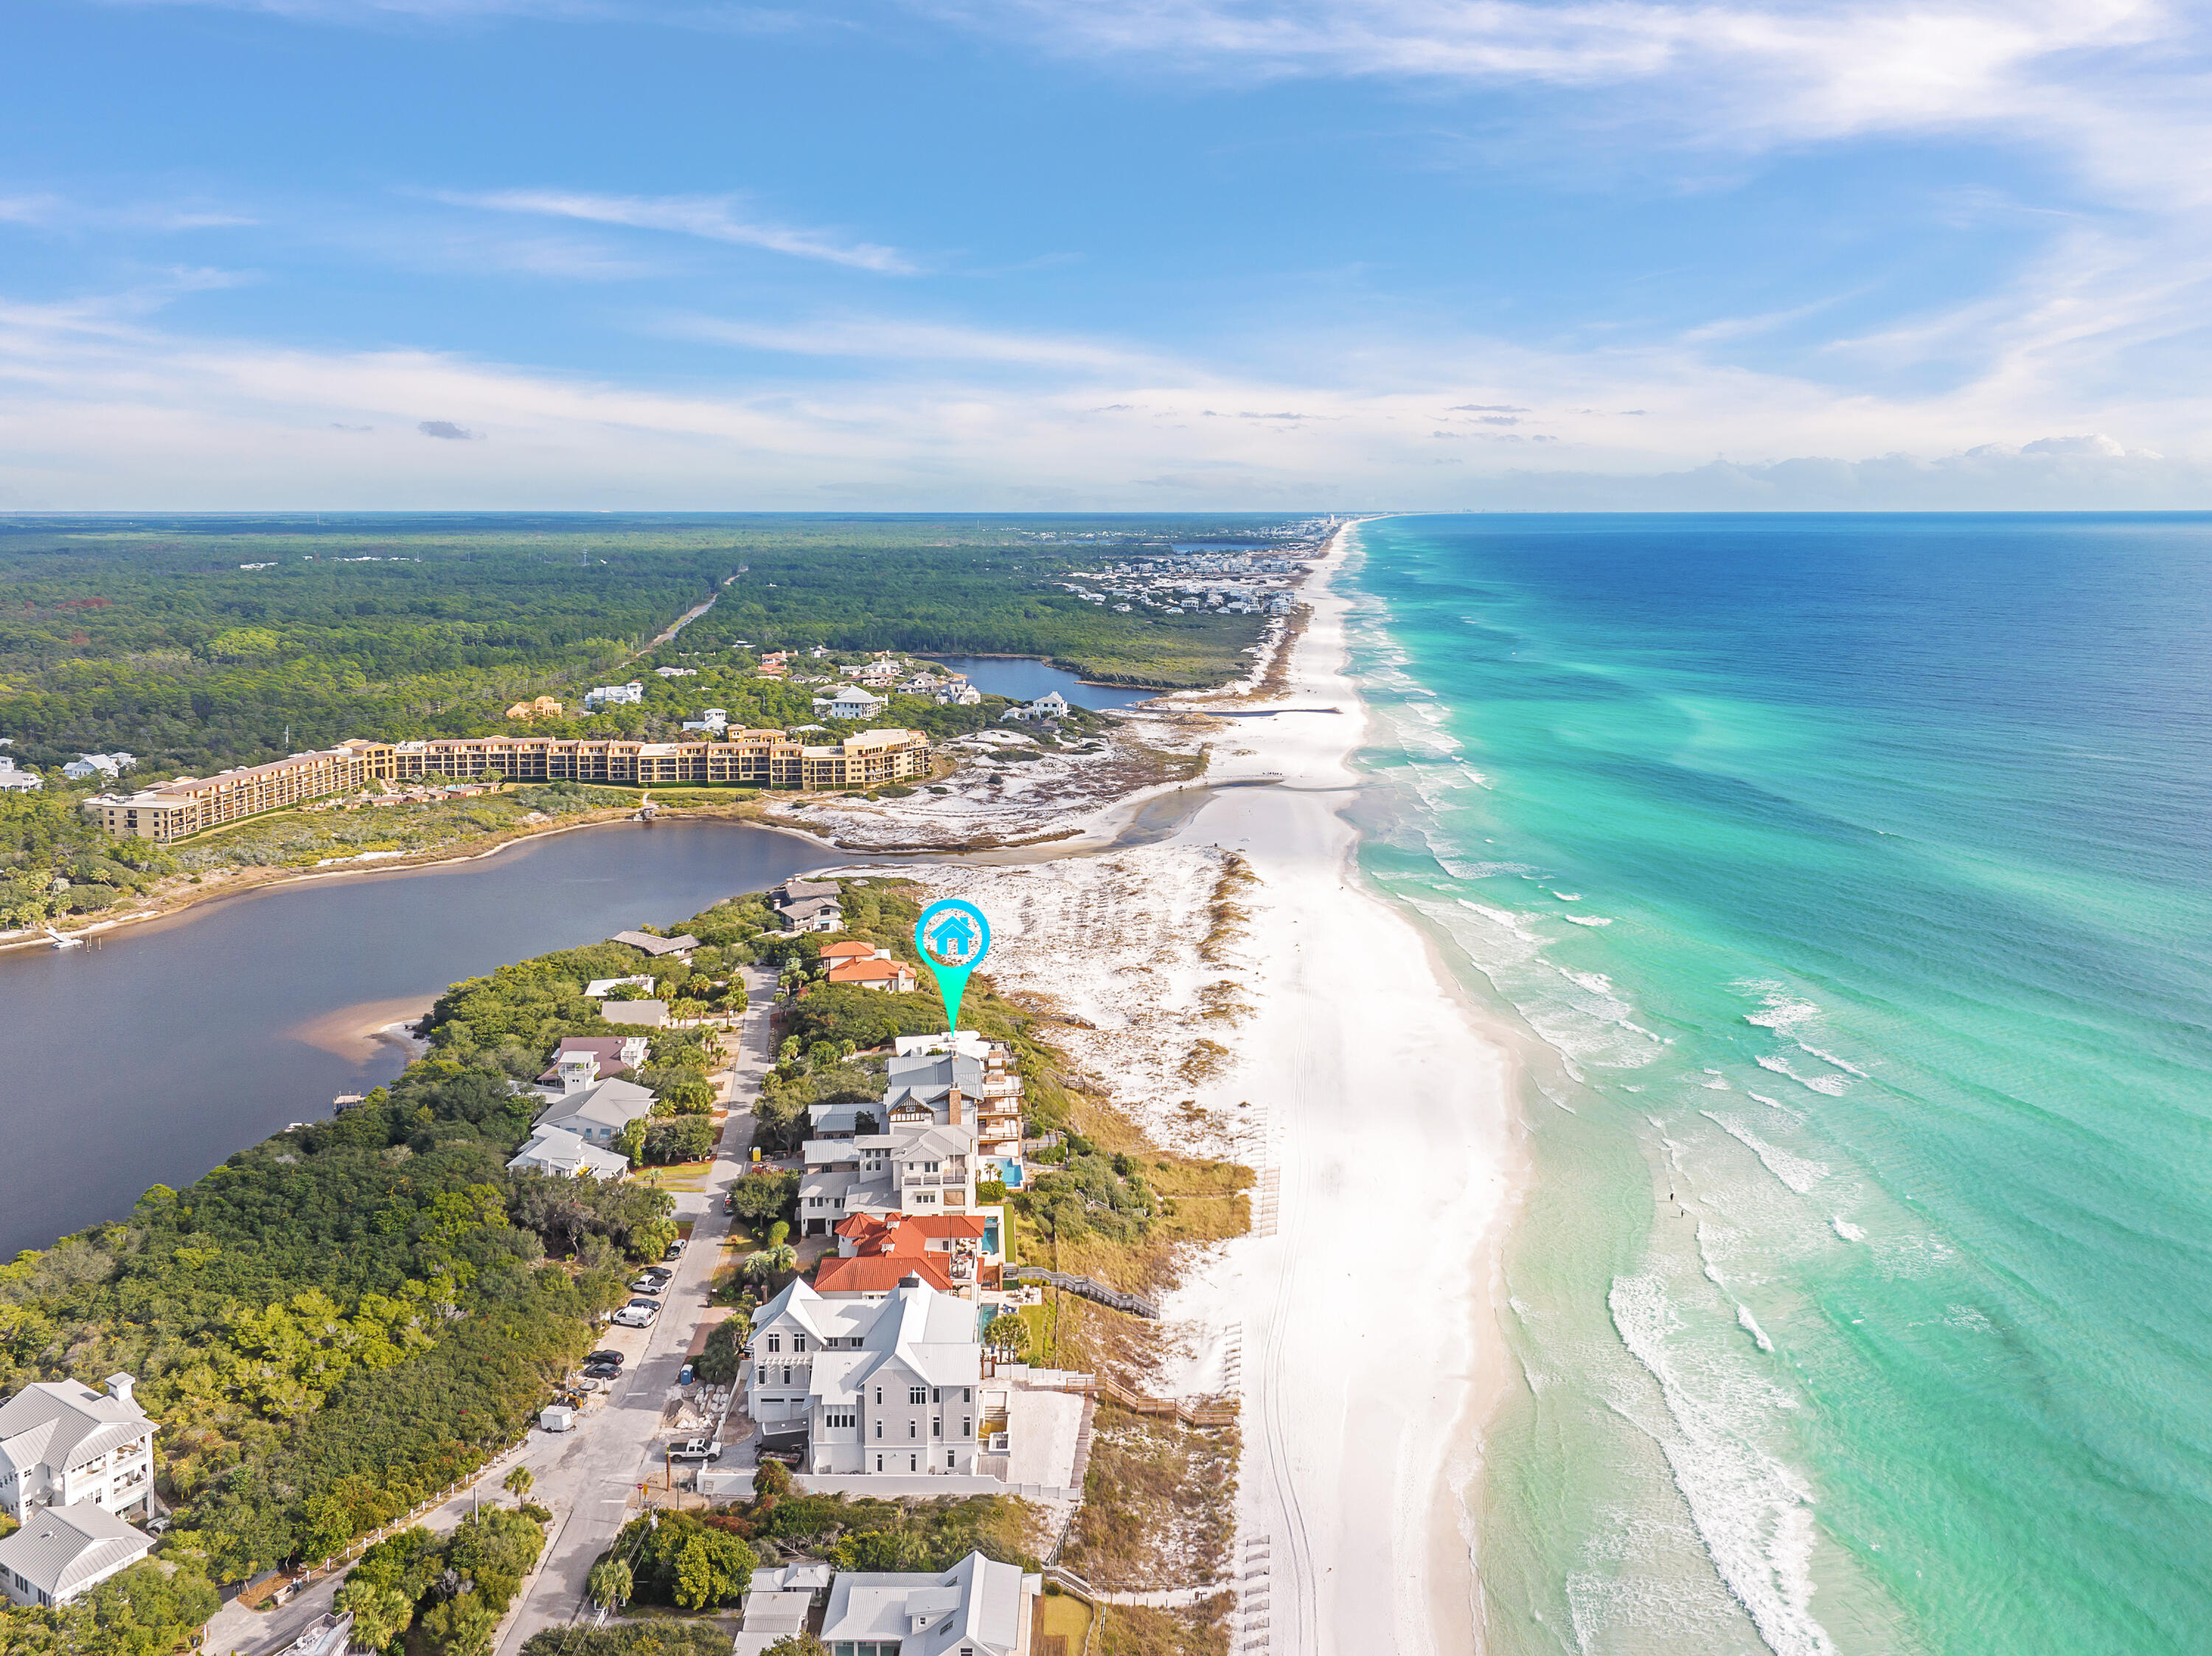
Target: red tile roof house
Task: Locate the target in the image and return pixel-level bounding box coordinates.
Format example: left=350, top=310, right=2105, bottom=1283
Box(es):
left=818, top=941, right=880, bottom=966
left=815, top=1211, right=993, bottom=1298
left=824, top=955, right=918, bottom=993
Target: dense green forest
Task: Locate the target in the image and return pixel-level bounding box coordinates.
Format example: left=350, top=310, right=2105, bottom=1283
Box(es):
left=0, top=908, right=778, bottom=1646
left=0, top=872, right=1187, bottom=1651
left=0, top=518, right=732, bottom=772
left=0, top=513, right=1301, bottom=776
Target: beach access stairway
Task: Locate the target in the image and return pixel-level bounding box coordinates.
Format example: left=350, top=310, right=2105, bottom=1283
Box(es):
left=1007, top=1265, right=1161, bottom=1319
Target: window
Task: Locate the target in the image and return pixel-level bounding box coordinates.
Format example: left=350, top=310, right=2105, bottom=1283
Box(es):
left=765, top=1333, right=782, bottom=1353
left=910, top=1385, right=928, bottom=1405
left=963, top=1386, right=973, bottom=1402
left=874, top=1386, right=882, bottom=1405
left=874, top=1421, right=883, bottom=1439
left=909, top=1454, right=917, bottom=1471
left=793, top=1334, right=807, bottom=1353
left=875, top=1455, right=883, bottom=1472
left=782, top=1366, right=792, bottom=1385
left=962, top=1416, right=971, bottom=1437
left=932, top=1388, right=942, bottom=1404
left=932, top=1417, right=941, bottom=1436
left=947, top=1451, right=956, bottom=1469
left=908, top=1422, right=917, bottom=1439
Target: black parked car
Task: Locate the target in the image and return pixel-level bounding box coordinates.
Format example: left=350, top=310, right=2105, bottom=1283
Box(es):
left=584, top=1349, right=625, bottom=1367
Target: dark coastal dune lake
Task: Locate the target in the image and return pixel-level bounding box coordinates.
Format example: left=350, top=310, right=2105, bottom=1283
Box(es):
left=0, top=818, right=841, bottom=1259
left=917, top=654, right=1157, bottom=711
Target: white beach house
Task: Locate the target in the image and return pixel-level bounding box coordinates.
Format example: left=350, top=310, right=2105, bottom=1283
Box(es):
left=746, top=1278, right=986, bottom=1478
left=0, top=1374, right=156, bottom=1523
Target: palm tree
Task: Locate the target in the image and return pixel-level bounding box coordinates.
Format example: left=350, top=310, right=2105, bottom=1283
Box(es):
left=502, top=1464, right=534, bottom=1505
left=588, top=1556, right=633, bottom=1611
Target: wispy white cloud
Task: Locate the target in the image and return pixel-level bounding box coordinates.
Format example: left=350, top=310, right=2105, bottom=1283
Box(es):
left=667, top=312, right=1151, bottom=369
left=919, top=0, right=2208, bottom=203
left=1, top=274, right=2206, bottom=509
left=0, top=191, right=257, bottom=231
left=436, top=188, right=915, bottom=273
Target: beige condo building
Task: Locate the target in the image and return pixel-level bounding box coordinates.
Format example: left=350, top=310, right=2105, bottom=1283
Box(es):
left=86, top=727, right=929, bottom=841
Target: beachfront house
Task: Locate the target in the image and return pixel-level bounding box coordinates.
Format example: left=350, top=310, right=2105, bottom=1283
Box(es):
left=798, top=1121, right=980, bottom=1236
left=507, top=1126, right=630, bottom=1180
left=0, top=759, right=41, bottom=793
left=1000, top=692, right=1068, bottom=723
left=582, top=681, right=645, bottom=709
left=816, top=1211, right=995, bottom=1297
left=0, top=1375, right=156, bottom=1523
left=680, top=707, right=728, bottom=734
left=745, top=1278, right=986, bottom=1476
left=0, top=1500, right=153, bottom=1609
left=535, top=1076, right=654, bottom=1147
left=810, top=1552, right=1042, bottom=1656
left=805, top=1037, right=1023, bottom=1167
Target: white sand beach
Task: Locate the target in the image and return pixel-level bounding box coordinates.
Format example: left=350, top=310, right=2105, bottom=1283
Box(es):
left=895, top=532, right=1525, bottom=1652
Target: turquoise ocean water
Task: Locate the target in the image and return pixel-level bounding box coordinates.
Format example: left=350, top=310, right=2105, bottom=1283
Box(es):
left=1340, top=515, right=2212, bottom=1656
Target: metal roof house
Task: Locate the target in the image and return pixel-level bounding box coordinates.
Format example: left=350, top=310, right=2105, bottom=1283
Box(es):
left=0, top=1374, right=156, bottom=1523
left=0, top=1499, right=152, bottom=1609
left=816, top=1551, right=1043, bottom=1656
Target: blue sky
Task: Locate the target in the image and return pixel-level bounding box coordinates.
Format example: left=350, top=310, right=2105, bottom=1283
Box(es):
left=5, top=0, right=2209, bottom=508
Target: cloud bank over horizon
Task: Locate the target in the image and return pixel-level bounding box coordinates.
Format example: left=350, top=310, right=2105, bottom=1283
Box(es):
left=6, top=0, right=2211, bottom=508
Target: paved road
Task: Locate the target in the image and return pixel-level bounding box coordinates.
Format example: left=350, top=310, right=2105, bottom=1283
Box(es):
left=494, top=968, right=774, bottom=1654
left=202, top=973, right=774, bottom=1655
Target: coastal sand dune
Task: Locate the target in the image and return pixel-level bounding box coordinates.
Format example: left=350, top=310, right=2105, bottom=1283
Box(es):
left=900, top=541, right=1523, bottom=1653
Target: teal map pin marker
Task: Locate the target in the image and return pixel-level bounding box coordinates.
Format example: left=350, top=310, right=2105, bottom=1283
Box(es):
left=915, top=898, right=991, bottom=1032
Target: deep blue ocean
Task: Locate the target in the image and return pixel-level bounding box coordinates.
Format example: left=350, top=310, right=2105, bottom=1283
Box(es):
left=1341, top=515, right=2212, bottom=1656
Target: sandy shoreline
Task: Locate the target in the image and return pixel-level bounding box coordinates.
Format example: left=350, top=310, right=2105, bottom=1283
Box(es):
left=1152, top=534, right=1523, bottom=1655
left=885, top=525, right=1528, bottom=1652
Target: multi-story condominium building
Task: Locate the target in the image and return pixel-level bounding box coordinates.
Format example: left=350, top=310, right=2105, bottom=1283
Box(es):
left=84, top=727, right=930, bottom=841
left=0, top=1374, right=155, bottom=1523
left=746, top=1278, right=986, bottom=1478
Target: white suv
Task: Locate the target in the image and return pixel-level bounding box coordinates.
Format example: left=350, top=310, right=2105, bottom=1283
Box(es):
left=611, top=1299, right=660, bottom=1329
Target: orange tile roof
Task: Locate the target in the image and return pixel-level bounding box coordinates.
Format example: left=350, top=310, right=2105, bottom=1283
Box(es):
left=814, top=1253, right=954, bottom=1295
left=827, top=958, right=913, bottom=986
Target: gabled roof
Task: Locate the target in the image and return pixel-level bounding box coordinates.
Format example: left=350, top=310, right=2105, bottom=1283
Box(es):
left=508, top=1127, right=630, bottom=1179
left=535, top=1076, right=655, bottom=1134
left=819, top=1551, right=1034, bottom=1655
left=0, top=1380, right=153, bottom=1480
left=611, top=930, right=698, bottom=957
left=819, top=941, right=880, bottom=960
left=753, top=1278, right=981, bottom=1393
left=0, top=1501, right=151, bottom=1601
